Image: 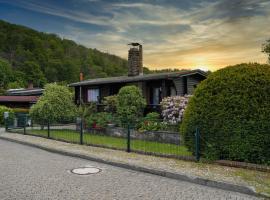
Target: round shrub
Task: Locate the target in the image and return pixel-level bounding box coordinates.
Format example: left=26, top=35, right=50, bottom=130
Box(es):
left=181, top=63, right=270, bottom=164
left=116, top=85, right=146, bottom=125
left=30, top=83, right=77, bottom=124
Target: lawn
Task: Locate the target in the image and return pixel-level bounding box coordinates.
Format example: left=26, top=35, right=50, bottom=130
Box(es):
left=14, top=128, right=192, bottom=157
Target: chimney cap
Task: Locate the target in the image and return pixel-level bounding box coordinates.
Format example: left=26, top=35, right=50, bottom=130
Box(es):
left=128, top=43, right=141, bottom=46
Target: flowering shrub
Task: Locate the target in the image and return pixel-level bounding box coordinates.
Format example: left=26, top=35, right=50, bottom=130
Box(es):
left=160, top=95, right=191, bottom=125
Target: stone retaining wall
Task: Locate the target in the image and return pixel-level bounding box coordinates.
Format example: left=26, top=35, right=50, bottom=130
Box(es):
left=88, top=127, right=181, bottom=145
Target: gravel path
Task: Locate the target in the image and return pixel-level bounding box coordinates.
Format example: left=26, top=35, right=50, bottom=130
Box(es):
left=0, top=139, right=260, bottom=200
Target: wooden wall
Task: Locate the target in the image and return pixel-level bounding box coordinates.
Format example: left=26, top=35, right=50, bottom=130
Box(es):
left=173, top=78, right=184, bottom=95
left=187, top=74, right=203, bottom=95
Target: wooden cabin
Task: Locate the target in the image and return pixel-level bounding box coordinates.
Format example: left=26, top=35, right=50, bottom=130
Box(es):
left=69, top=69, right=206, bottom=111
left=69, top=44, right=207, bottom=112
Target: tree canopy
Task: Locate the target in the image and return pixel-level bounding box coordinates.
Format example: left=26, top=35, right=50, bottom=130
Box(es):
left=262, top=39, right=270, bottom=63
left=0, top=20, right=129, bottom=88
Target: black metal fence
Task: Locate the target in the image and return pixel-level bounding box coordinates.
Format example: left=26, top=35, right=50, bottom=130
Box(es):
left=4, top=114, right=270, bottom=166
left=5, top=114, right=198, bottom=161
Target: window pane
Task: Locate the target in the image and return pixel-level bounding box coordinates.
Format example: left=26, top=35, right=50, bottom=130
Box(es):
left=87, top=89, right=99, bottom=102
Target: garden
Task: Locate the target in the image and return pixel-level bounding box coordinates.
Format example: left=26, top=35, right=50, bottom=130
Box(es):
left=4, top=83, right=193, bottom=159
left=3, top=63, right=270, bottom=166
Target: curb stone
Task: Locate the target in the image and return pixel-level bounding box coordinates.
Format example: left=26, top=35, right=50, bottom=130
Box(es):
left=0, top=136, right=268, bottom=199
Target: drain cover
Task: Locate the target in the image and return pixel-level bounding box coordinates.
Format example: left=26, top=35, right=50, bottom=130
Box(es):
left=71, top=167, right=101, bottom=175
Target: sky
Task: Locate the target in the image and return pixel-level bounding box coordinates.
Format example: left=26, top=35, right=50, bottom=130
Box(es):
left=0, top=0, right=270, bottom=71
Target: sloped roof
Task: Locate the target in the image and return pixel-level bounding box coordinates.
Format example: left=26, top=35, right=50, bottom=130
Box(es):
left=0, top=96, right=39, bottom=102
left=69, top=69, right=207, bottom=87
left=7, top=88, right=44, bottom=96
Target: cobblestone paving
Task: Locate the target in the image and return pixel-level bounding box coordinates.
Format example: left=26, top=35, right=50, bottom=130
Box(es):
left=0, top=139, right=261, bottom=200
left=0, top=131, right=258, bottom=186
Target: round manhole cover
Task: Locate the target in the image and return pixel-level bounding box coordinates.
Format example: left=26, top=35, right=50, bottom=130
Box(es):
left=71, top=167, right=101, bottom=175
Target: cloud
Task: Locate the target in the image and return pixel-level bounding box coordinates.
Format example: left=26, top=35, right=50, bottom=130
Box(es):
left=1, top=0, right=269, bottom=70
left=0, top=0, right=110, bottom=26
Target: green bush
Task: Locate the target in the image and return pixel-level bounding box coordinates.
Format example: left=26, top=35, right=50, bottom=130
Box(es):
left=144, top=112, right=160, bottom=121
left=138, top=112, right=161, bottom=131
left=30, top=83, right=77, bottom=124
left=102, top=95, right=117, bottom=113
left=77, top=103, right=97, bottom=119
left=86, top=112, right=113, bottom=128
left=116, top=86, right=146, bottom=125
left=0, top=105, right=14, bottom=125
left=181, top=63, right=270, bottom=164
left=138, top=121, right=162, bottom=132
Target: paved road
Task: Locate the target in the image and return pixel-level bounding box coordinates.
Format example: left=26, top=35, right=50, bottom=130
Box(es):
left=0, top=139, right=260, bottom=200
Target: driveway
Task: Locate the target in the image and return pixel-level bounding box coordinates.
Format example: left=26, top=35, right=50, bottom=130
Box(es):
left=0, top=139, right=260, bottom=200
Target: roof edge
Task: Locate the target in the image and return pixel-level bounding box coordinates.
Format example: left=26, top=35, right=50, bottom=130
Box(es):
left=68, top=69, right=207, bottom=87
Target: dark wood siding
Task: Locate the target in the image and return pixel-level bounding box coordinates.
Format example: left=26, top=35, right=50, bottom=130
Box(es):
left=187, top=75, right=203, bottom=94
left=173, top=78, right=184, bottom=95
left=100, top=85, right=110, bottom=100
left=73, top=73, right=206, bottom=105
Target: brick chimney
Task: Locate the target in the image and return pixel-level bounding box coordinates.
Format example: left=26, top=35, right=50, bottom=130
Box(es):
left=128, top=43, right=143, bottom=76
left=27, top=81, right=34, bottom=89
left=80, top=72, right=84, bottom=81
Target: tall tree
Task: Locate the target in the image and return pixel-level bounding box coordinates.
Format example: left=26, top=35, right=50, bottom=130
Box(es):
left=20, top=61, right=46, bottom=87
left=0, top=58, right=13, bottom=88
left=262, top=39, right=270, bottom=63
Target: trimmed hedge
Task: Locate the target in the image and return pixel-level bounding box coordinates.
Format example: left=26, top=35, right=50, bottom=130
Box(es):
left=116, top=85, right=146, bottom=125
left=181, top=63, right=270, bottom=165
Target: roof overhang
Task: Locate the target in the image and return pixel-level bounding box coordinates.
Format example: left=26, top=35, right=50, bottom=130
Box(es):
left=0, top=96, right=39, bottom=103
left=69, top=69, right=207, bottom=87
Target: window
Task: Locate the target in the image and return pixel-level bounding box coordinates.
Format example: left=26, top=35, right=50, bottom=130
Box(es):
left=87, top=88, right=99, bottom=102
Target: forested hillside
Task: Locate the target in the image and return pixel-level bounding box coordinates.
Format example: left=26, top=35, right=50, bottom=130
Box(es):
left=0, top=20, right=128, bottom=89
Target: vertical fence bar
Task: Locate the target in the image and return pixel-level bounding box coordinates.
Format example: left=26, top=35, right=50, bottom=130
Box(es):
left=23, top=115, right=26, bottom=135
left=5, top=117, right=8, bottom=131
left=80, top=118, right=83, bottom=145
left=195, top=127, right=200, bottom=161
left=127, top=123, right=131, bottom=152
left=47, top=121, right=50, bottom=138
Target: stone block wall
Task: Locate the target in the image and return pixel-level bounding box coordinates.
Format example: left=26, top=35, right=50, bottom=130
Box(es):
left=87, top=127, right=181, bottom=145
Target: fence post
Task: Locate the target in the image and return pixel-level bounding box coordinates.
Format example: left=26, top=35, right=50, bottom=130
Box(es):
left=127, top=123, right=131, bottom=152
left=5, top=118, right=8, bottom=131
left=195, top=127, right=200, bottom=161
left=47, top=121, right=50, bottom=138
left=23, top=115, right=26, bottom=135
left=4, top=112, right=9, bottom=131
left=80, top=118, right=83, bottom=145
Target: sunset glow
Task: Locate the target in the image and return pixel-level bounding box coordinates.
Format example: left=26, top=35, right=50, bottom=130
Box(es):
left=0, top=0, right=269, bottom=71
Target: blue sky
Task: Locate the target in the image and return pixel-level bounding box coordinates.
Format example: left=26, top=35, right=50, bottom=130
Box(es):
left=0, top=0, right=270, bottom=70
